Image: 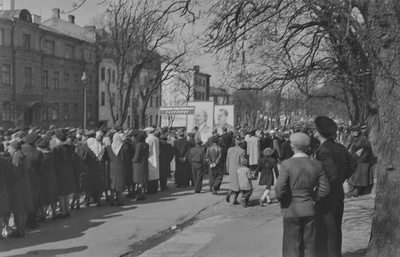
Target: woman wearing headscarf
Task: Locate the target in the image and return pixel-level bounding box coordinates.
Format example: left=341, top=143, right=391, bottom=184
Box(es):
left=53, top=130, right=76, bottom=218
left=105, top=132, right=127, bottom=206
left=36, top=136, right=58, bottom=221
left=132, top=132, right=149, bottom=200
left=255, top=147, right=279, bottom=206
left=80, top=131, right=106, bottom=207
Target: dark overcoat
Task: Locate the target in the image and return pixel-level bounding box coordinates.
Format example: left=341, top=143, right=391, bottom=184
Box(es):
left=78, top=143, right=105, bottom=193
left=173, top=138, right=192, bottom=187
left=38, top=150, right=59, bottom=205
left=53, top=144, right=76, bottom=195
left=348, top=135, right=373, bottom=186
left=256, top=156, right=278, bottom=187
left=21, top=143, right=43, bottom=209
left=7, top=151, right=34, bottom=213
left=0, top=156, right=9, bottom=216
left=132, top=142, right=149, bottom=184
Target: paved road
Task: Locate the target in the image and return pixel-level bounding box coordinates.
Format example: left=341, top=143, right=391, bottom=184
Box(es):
left=0, top=178, right=374, bottom=257
left=0, top=179, right=232, bottom=257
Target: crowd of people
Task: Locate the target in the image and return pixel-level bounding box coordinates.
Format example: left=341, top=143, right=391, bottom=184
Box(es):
left=0, top=117, right=374, bottom=257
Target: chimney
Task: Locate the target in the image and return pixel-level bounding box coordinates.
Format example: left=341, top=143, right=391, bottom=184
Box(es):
left=68, top=15, right=75, bottom=24
left=1, top=0, right=15, bottom=11
left=193, top=65, right=200, bottom=72
left=31, top=14, right=41, bottom=24
left=52, top=8, right=60, bottom=19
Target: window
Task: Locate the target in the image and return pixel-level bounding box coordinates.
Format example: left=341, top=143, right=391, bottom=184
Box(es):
left=24, top=67, right=32, bottom=87
left=41, top=107, right=48, bottom=121
left=83, top=49, right=90, bottom=62
left=155, top=96, right=159, bottom=108
left=22, top=34, right=30, bottom=50
left=64, top=72, right=69, bottom=89
left=111, top=93, right=115, bottom=106
left=112, top=70, right=115, bottom=83
left=42, top=70, right=49, bottom=88
left=202, top=92, right=205, bottom=100
left=0, top=29, right=4, bottom=46
left=44, top=40, right=54, bottom=55
left=101, top=67, right=105, bottom=81
left=127, top=115, right=131, bottom=127
left=73, top=74, right=78, bottom=91
left=87, top=104, right=92, bottom=120
left=88, top=76, right=92, bottom=92
left=65, top=45, right=74, bottom=59
left=2, top=65, right=10, bottom=85
left=3, top=102, right=11, bottom=121
left=101, top=91, right=105, bottom=106
left=53, top=71, right=59, bottom=89
left=149, top=115, right=153, bottom=126
left=63, top=103, right=69, bottom=120
left=53, top=103, right=59, bottom=120
left=149, top=96, right=153, bottom=107
left=155, top=115, right=158, bottom=126
left=73, top=104, right=78, bottom=120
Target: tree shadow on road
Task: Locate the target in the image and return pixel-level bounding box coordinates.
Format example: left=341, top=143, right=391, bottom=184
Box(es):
left=4, top=245, right=88, bottom=257
left=343, top=248, right=367, bottom=257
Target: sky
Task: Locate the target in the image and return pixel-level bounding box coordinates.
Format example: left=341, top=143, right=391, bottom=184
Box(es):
left=6, top=0, right=222, bottom=86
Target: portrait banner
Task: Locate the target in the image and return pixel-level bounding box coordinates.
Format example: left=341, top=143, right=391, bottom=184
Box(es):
left=186, top=101, right=215, bottom=143
left=214, top=105, right=235, bottom=135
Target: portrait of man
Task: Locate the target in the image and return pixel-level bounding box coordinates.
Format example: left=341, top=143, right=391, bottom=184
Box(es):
left=193, top=109, right=212, bottom=143
left=187, top=101, right=214, bottom=144
left=214, top=106, right=234, bottom=135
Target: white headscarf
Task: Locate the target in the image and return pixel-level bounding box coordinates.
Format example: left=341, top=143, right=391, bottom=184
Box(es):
left=87, top=137, right=105, bottom=160
left=111, top=133, right=123, bottom=156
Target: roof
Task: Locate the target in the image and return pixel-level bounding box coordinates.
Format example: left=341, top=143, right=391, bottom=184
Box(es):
left=0, top=9, right=32, bottom=22
left=41, top=17, right=95, bottom=43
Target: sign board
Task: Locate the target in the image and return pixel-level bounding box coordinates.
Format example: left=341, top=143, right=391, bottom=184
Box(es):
left=159, top=106, right=195, bottom=115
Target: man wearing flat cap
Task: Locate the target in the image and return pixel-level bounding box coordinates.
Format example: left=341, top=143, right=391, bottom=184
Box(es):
left=313, top=116, right=358, bottom=257
left=275, top=133, right=330, bottom=257
left=205, top=136, right=224, bottom=195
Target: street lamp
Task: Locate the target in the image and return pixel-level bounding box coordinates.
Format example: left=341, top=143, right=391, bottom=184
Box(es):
left=81, top=71, right=88, bottom=129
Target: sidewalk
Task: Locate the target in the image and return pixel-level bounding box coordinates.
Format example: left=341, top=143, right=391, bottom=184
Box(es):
left=137, top=183, right=375, bottom=257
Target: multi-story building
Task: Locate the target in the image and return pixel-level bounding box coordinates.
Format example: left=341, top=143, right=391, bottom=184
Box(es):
left=98, top=58, right=162, bottom=129
left=0, top=4, right=97, bottom=128
left=192, top=65, right=211, bottom=101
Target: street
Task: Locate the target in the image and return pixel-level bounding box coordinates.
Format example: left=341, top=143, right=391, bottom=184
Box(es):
left=0, top=177, right=374, bottom=257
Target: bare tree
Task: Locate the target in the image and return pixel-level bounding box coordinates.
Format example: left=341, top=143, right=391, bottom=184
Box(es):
left=204, top=0, right=400, bottom=255
left=95, top=0, right=190, bottom=128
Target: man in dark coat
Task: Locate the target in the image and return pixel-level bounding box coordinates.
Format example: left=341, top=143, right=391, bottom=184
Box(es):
left=20, top=132, right=43, bottom=229
left=188, top=139, right=206, bottom=193
left=159, top=134, right=174, bottom=191
left=280, top=132, right=294, bottom=162
left=205, top=136, right=224, bottom=195
left=275, top=132, right=330, bottom=257
left=173, top=132, right=192, bottom=188
left=219, top=128, right=233, bottom=175
left=313, top=116, right=358, bottom=257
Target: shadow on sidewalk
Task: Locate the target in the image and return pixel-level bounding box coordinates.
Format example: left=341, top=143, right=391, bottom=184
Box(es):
left=343, top=248, right=367, bottom=257
left=5, top=245, right=88, bottom=257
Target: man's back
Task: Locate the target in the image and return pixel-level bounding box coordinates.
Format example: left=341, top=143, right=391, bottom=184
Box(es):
left=276, top=156, right=330, bottom=218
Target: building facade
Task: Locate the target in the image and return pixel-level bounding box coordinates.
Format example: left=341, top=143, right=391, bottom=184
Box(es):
left=0, top=6, right=97, bottom=129
left=98, top=58, right=162, bottom=129
left=192, top=65, right=210, bottom=101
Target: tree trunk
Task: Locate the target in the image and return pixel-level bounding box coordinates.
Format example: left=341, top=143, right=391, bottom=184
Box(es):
left=366, top=1, right=400, bottom=256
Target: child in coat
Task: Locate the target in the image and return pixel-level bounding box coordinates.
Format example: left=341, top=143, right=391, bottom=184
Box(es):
left=237, top=158, right=255, bottom=207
